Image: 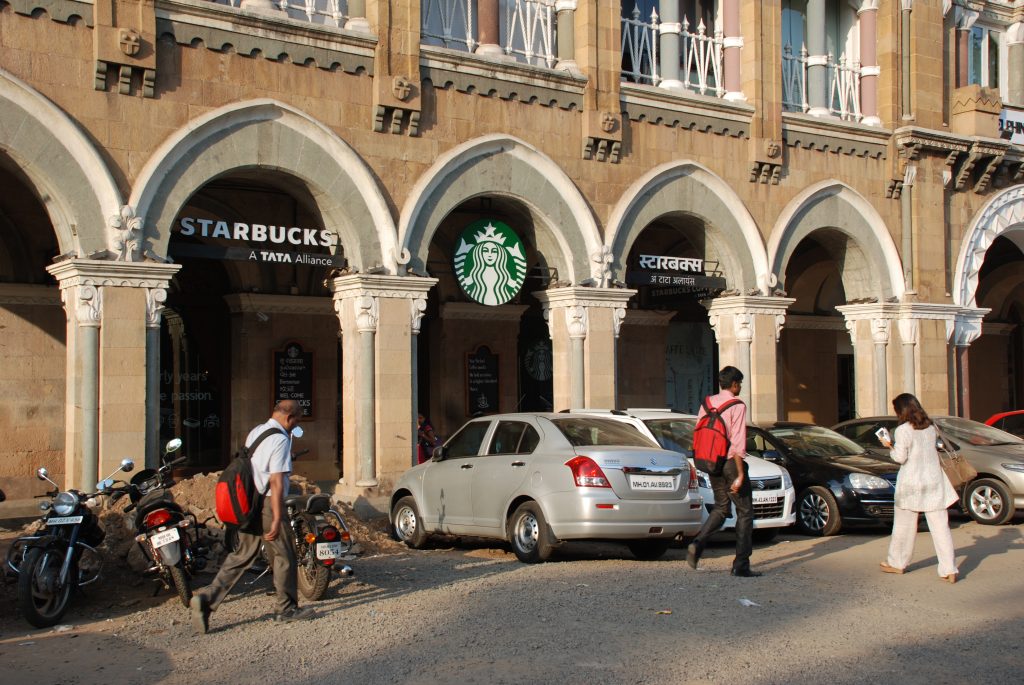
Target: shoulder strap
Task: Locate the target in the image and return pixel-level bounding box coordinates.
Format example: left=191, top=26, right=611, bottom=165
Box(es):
left=245, top=427, right=286, bottom=459
left=707, top=397, right=743, bottom=416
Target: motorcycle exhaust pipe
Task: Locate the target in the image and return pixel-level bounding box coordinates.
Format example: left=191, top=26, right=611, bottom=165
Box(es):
left=337, top=565, right=354, bottom=577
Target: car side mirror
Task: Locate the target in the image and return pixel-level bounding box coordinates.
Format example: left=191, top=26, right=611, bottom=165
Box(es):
left=761, top=450, right=782, bottom=464
left=165, top=438, right=183, bottom=454
left=431, top=445, right=447, bottom=461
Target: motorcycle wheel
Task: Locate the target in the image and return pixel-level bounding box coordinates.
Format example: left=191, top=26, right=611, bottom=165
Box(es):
left=294, top=519, right=330, bottom=601
left=18, top=547, right=74, bottom=628
left=169, top=563, right=192, bottom=608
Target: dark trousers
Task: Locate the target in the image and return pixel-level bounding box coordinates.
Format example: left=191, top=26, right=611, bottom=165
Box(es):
left=197, top=501, right=299, bottom=614
left=692, top=459, right=754, bottom=573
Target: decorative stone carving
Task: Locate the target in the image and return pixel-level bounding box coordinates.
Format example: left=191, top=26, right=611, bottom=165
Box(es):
left=955, top=185, right=1024, bottom=307
left=600, top=111, right=618, bottom=134
left=94, top=0, right=157, bottom=98
left=145, top=287, right=167, bottom=328
left=119, top=29, right=141, bottom=57
left=392, top=76, right=412, bottom=102
left=410, top=296, right=428, bottom=335
left=355, top=296, right=379, bottom=333
left=870, top=318, right=891, bottom=345
left=611, top=306, right=627, bottom=339
left=765, top=139, right=781, bottom=159
left=583, top=111, right=622, bottom=163
left=565, top=305, right=588, bottom=339
left=110, top=205, right=144, bottom=262
left=591, top=246, right=613, bottom=287
left=734, top=313, right=754, bottom=344
left=71, top=285, right=102, bottom=327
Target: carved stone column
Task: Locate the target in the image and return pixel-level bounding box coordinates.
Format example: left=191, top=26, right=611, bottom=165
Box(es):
left=806, top=0, right=830, bottom=117
left=896, top=316, right=918, bottom=396
left=954, top=6, right=979, bottom=88
left=555, top=0, right=579, bottom=73
left=837, top=303, right=898, bottom=416
left=535, top=287, right=635, bottom=411
left=704, top=296, right=795, bottom=423
left=476, top=0, right=503, bottom=58
left=658, top=1, right=683, bottom=91
left=145, top=286, right=168, bottom=468
left=1008, top=22, right=1024, bottom=106
left=858, top=0, right=880, bottom=126
left=722, top=0, right=745, bottom=101
left=951, top=307, right=989, bottom=418
left=330, top=275, right=436, bottom=508
left=47, top=259, right=180, bottom=490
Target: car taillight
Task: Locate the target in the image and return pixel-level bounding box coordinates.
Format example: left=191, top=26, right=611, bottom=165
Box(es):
left=321, top=526, right=340, bottom=542
left=688, top=463, right=699, bottom=491
left=144, top=509, right=173, bottom=528
left=565, top=456, right=611, bottom=488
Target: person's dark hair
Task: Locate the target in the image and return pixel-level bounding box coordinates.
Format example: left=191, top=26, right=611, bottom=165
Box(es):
left=719, top=366, right=744, bottom=390
left=892, top=393, right=932, bottom=429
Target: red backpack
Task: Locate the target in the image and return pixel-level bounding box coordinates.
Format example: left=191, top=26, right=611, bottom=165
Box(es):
left=692, top=397, right=743, bottom=476
left=214, top=428, right=281, bottom=529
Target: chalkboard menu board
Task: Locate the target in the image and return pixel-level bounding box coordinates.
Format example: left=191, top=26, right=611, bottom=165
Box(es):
left=274, top=342, right=313, bottom=418
left=466, top=345, right=499, bottom=416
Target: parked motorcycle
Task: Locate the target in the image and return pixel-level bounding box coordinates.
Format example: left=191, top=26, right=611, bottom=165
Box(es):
left=6, top=459, right=134, bottom=628
left=120, top=438, right=208, bottom=607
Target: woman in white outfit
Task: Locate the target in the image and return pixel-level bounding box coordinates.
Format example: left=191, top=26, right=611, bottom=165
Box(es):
left=877, top=393, right=959, bottom=583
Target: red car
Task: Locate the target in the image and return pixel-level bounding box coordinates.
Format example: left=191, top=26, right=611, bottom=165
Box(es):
left=985, top=411, right=1024, bottom=439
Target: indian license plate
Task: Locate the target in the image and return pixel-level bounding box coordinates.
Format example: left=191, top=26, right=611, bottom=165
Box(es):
left=628, top=475, right=675, bottom=491
left=151, top=528, right=180, bottom=548
left=752, top=492, right=778, bottom=505
left=316, top=541, right=342, bottom=560
left=47, top=516, right=83, bottom=526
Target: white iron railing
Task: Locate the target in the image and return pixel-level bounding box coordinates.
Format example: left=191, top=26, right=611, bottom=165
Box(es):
left=782, top=43, right=862, bottom=122
left=620, top=7, right=724, bottom=96
left=420, top=0, right=558, bottom=67
left=503, top=0, right=558, bottom=68
left=422, top=0, right=477, bottom=52
left=211, top=0, right=350, bottom=28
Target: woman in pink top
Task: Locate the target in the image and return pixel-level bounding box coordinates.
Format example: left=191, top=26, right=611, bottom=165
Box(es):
left=878, top=393, right=959, bottom=583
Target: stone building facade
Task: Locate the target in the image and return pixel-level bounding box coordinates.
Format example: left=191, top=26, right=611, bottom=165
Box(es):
left=1, top=0, right=1022, bottom=513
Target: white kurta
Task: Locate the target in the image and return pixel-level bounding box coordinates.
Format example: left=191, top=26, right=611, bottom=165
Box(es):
left=890, top=423, right=958, bottom=512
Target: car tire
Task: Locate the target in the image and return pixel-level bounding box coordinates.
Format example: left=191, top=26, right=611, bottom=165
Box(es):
left=964, top=478, right=1015, bottom=526
left=751, top=528, right=780, bottom=544
left=796, top=486, right=842, bottom=536
left=626, top=540, right=671, bottom=560
left=508, top=501, right=555, bottom=564
left=391, top=496, right=428, bottom=549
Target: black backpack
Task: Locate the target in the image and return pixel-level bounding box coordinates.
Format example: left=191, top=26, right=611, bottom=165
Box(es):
left=214, top=428, right=281, bottom=529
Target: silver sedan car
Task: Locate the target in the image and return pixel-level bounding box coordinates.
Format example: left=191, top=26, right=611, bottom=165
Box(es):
left=390, top=413, right=704, bottom=562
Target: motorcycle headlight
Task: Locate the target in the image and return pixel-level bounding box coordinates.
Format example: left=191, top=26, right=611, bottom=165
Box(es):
left=848, top=473, right=892, bottom=490
left=53, top=491, right=79, bottom=516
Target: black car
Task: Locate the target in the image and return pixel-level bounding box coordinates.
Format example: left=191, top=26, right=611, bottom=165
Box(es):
left=746, top=422, right=900, bottom=536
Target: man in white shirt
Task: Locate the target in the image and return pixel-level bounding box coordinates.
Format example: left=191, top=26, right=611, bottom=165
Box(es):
left=191, top=400, right=314, bottom=633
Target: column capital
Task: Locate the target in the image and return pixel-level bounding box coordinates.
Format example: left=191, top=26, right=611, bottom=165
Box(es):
left=954, top=6, right=978, bottom=30
left=534, top=287, right=637, bottom=339
left=703, top=296, right=796, bottom=343
left=952, top=307, right=990, bottom=347
left=857, top=0, right=880, bottom=14
left=46, top=258, right=181, bottom=290
left=328, top=273, right=438, bottom=302
left=554, top=0, right=576, bottom=11
left=1008, top=22, right=1024, bottom=46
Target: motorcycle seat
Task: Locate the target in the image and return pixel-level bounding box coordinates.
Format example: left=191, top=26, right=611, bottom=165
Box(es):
left=284, top=493, right=331, bottom=514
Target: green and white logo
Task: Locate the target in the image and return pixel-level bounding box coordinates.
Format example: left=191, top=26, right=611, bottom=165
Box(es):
left=453, top=220, right=527, bottom=306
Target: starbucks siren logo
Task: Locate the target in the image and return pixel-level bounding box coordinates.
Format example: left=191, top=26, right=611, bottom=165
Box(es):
left=453, top=220, right=527, bottom=306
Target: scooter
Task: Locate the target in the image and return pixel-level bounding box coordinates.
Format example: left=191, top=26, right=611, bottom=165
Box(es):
left=120, top=438, right=208, bottom=607
left=7, top=459, right=135, bottom=627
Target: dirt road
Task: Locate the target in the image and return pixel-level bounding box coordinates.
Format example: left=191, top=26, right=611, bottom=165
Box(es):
left=1, top=515, right=1022, bottom=685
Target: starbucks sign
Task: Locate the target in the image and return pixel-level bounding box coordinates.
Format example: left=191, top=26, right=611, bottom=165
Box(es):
left=453, top=220, right=527, bottom=306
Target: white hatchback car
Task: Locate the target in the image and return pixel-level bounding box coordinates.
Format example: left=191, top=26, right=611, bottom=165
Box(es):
left=390, top=413, right=705, bottom=562
left=569, top=409, right=796, bottom=542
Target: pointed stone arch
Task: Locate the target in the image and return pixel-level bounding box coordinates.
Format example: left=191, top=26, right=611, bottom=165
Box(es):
left=397, top=135, right=602, bottom=284
left=954, top=184, right=1024, bottom=308
left=0, top=67, right=121, bottom=256
left=130, top=99, right=397, bottom=272
left=768, top=181, right=904, bottom=301
left=604, top=161, right=769, bottom=292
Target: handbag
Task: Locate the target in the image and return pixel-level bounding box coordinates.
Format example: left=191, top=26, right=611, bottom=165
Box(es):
left=935, top=431, right=978, bottom=490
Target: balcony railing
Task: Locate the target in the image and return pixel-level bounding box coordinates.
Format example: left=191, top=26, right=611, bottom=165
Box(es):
left=211, top=0, right=351, bottom=28
left=421, top=0, right=558, bottom=68
left=621, top=8, right=723, bottom=97
left=782, top=43, right=862, bottom=122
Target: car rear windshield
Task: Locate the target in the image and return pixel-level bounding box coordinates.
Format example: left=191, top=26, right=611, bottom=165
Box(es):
left=642, top=419, right=696, bottom=452
left=768, top=425, right=864, bottom=458
left=935, top=417, right=1024, bottom=447
left=549, top=418, right=658, bottom=448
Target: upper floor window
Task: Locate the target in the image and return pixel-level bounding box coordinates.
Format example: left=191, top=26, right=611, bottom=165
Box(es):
left=968, top=25, right=1005, bottom=96
left=421, top=0, right=558, bottom=68
left=621, top=0, right=724, bottom=96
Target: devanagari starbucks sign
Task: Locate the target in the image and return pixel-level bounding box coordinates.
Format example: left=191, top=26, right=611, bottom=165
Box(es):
left=453, top=220, right=527, bottom=306
left=626, top=253, right=727, bottom=294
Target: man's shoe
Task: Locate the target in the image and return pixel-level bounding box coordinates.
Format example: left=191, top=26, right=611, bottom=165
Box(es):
left=730, top=568, right=763, bottom=577
left=275, top=606, right=316, bottom=623
left=686, top=542, right=702, bottom=570
left=190, top=595, right=210, bottom=634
